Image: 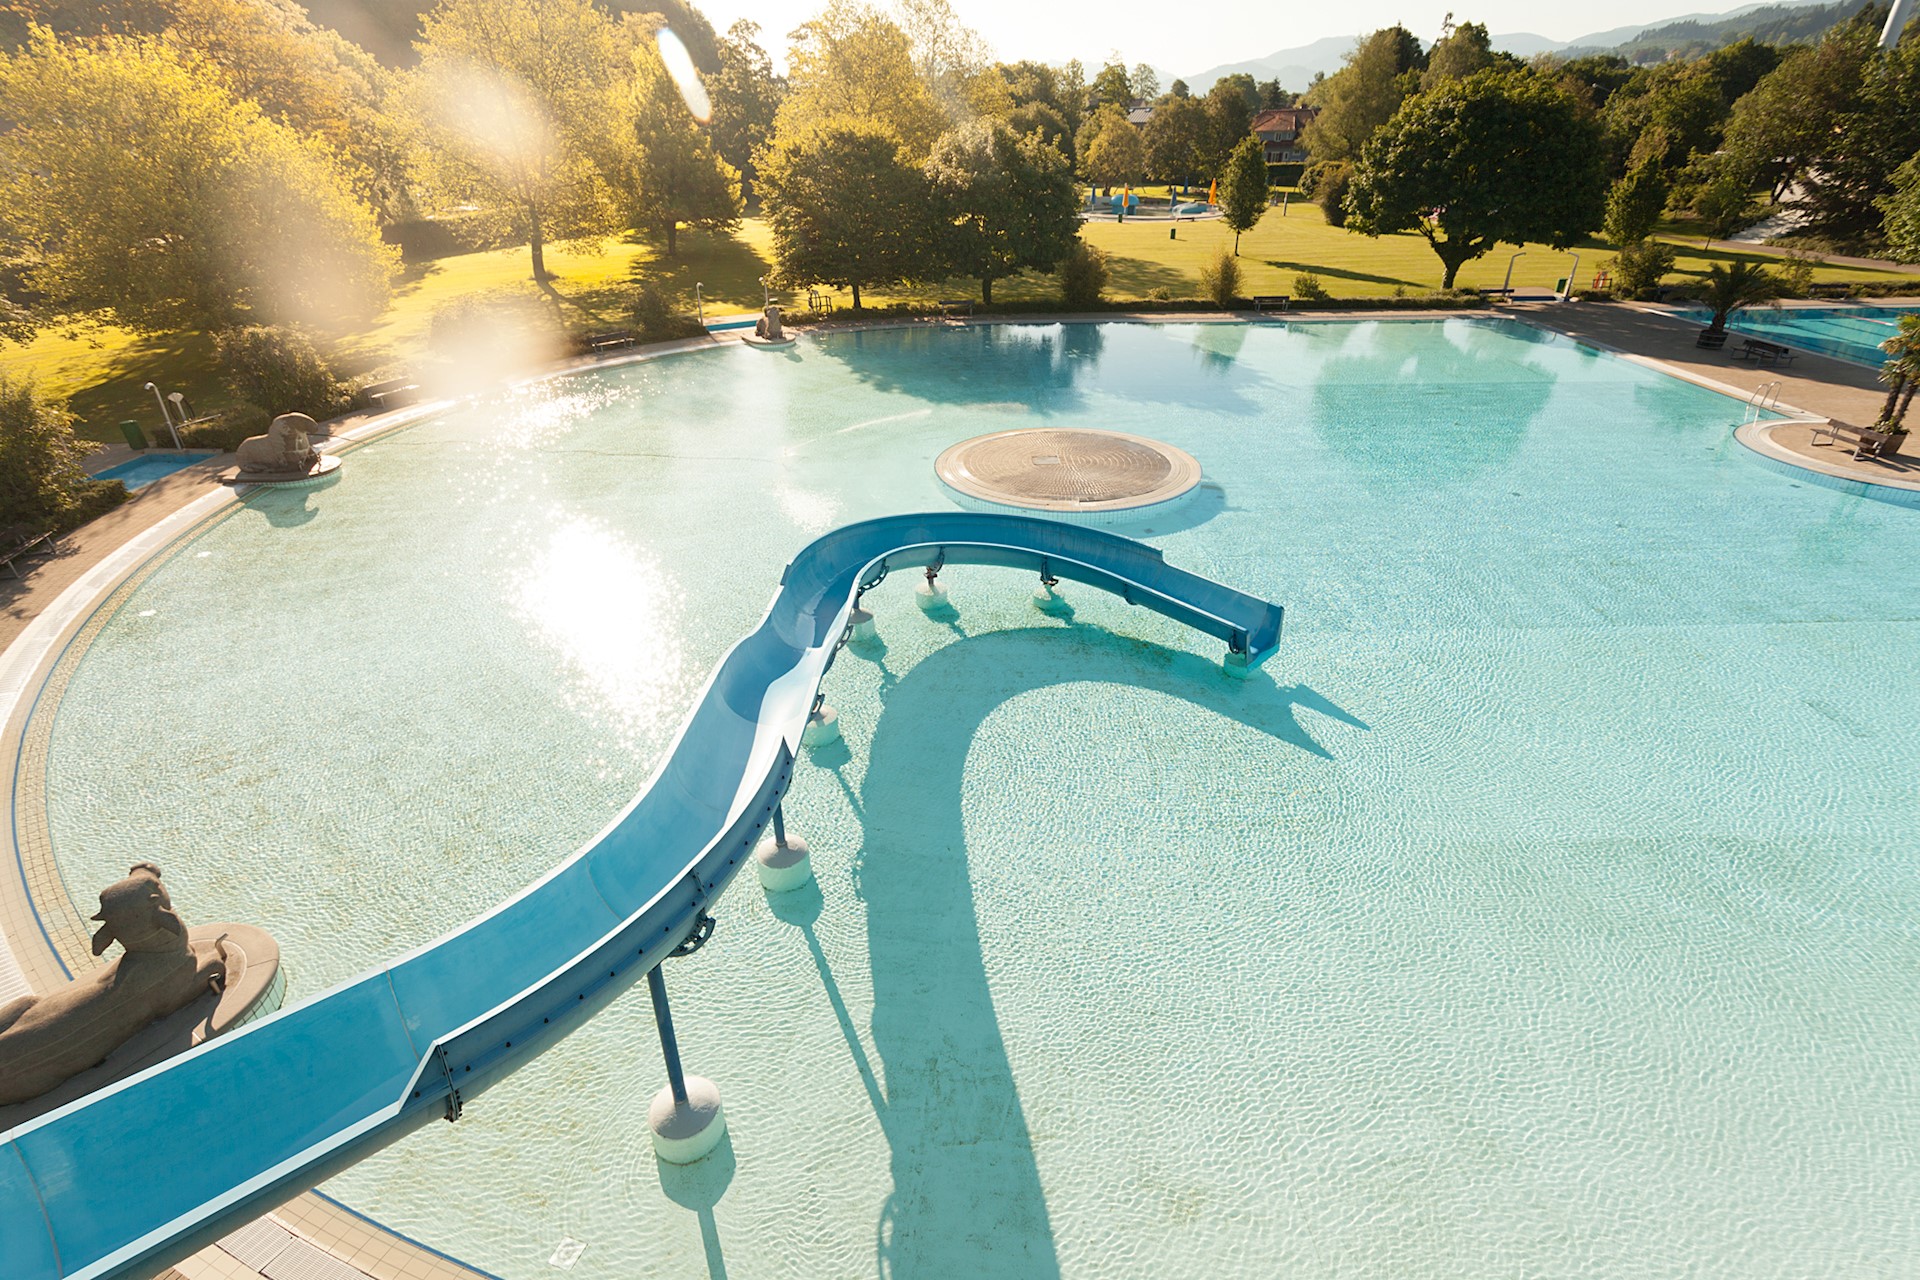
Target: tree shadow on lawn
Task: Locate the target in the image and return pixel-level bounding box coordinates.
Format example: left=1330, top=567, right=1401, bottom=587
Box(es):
left=621, top=227, right=777, bottom=310
left=1099, top=252, right=1195, bottom=300
left=69, top=330, right=224, bottom=445
left=1263, top=259, right=1427, bottom=290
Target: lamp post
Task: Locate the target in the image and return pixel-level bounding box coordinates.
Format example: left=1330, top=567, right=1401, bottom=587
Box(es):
left=758, top=275, right=770, bottom=311
left=144, top=382, right=181, bottom=449
left=1501, top=251, right=1526, bottom=299
left=695, top=281, right=704, bottom=326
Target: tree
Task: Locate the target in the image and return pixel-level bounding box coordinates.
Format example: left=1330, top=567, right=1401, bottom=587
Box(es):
left=1875, top=314, right=1920, bottom=430
left=1201, top=78, right=1253, bottom=175
left=1880, top=154, right=1920, bottom=263
left=1168, top=78, right=1190, bottom=99
left=1008, top=99, right=1072, bottom=160
left=0, top=378, right=92, bottom=531
left=925, top=118, right=1079, bottom=303
left=1604, top=161, right=1668, bottom=246
left=412, top=0, right=625, bottom=281
left=1346, top=69, right=1605, bottom=288
left=896, top=0, right=991, bottom=123
left=1716, top=22, right=1874, bottom=206
left=1257, top=78, right=1292, bottom=109
left=1301, top=25, right=1424, bottom=163
left=1090, top=58, right=1130, bottom=107
left=1800, top=25, right=1920, bottom=244
left=777, top=1, right=945, bottom=160
left=1688, top=157, right=1761, bottom=246
left=1144, top=94, right=1208, bottom=186
left=1423, top=20, right=1495, bottom=88
left=1683, top=261, right=1778, bottom=335
left=1130, top=62, right=1158, bottom=101
left=624, top=30, right=740, bottom=255
left=0, top=30, right=393, bottom=332
left=759, top=121, right=933, bottom=309
left=1218, top=134, right=1268, bottom=253
left=708, top=21, right=784, bottom=204
left=1081, top=112, right=1145, bottom=189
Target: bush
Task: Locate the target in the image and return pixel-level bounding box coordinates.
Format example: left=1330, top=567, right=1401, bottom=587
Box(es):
left=1293, top=272, right=1331, bottom=302
left=1774, top=250, right=1821, bottom=297
left=427, top=296, right=566, bottom=386
left=631, top=282, right=704, bottom=342
left=1610, top=240, right=1679, bottom=300
left=178, top=403, right=270, bottom=451
left=0, top=377, right=94, bottom=531
left=214, top=327, right=344, bottom=419
left=1199, top=250, right=1242, bottom=308
left=1058, top=241, right=1109, bottom=308
left=1305, top=161, right=1355, bottom=228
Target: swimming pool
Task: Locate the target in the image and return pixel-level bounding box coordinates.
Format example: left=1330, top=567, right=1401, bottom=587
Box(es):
left=91, top=450, right=216, bottom=489
left=32, top=320, right=1920, bottom=1277
left=1705, top=303, right=1918, bottom=365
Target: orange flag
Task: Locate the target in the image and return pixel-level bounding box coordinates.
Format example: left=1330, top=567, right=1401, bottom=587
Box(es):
left=1208, top=179, right=1216, bottom=204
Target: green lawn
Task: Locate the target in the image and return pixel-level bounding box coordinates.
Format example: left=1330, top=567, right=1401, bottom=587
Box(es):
left=7, top=204, right=1913, bottom=443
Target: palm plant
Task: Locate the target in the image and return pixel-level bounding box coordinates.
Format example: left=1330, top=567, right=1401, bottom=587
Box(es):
left=1686, top=261, right=1781, bottom=334
left=1878, top=313, right=1920, bottom=432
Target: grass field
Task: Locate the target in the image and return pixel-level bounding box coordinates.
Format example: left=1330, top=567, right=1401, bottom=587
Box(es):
left=7, top=201, right=1914, bottom=443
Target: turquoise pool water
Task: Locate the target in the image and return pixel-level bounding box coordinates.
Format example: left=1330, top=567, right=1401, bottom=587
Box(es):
left=91, top=450, right=216, bottom=489
left=36, top=320, right=1920, bottom=1277
left=1701, top=303, right=1918, bottom=366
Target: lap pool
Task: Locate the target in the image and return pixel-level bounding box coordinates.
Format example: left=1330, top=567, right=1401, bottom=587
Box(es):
left=32, top=319, right=1920, bottom=1277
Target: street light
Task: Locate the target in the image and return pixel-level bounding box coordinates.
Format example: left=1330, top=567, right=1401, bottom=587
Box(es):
left=144, top=382, right=181, bottom=449
left=1501, top=251, right=1526, bottom=299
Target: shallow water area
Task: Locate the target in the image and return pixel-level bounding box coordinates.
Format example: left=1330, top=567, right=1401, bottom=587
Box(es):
left=38, top=319, right=1920, bottom=1278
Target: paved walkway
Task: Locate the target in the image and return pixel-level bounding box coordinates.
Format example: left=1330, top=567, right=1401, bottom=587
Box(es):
left=1515, top=300, right=1917, bottom=483
left=1686, top=237, right=1920, bottom=276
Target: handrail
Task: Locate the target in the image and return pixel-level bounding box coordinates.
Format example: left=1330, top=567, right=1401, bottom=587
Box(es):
left=0, top=512, right=1282, bottom=1280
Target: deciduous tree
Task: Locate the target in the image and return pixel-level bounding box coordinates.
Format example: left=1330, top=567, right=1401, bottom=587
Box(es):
left=1301, top=25, right=1423, bottom=163
left=1218, top=134, right=1268, bottom=253
left=624, top=28, right=740, bottom=255
left=0, top=30, right=393, bottom=332
left=707, top=21, right=783, bottom=204
left=1604, top=160, right=1668, bottom=246
left=1144, top=94, right=1207, bottom=186
left=926, top=118, right=1079, bottom=303
left=1201, top=78, right=1253, bottom=176
left=1081, top=110, right=1145, bottom=189
left=412, top=0, right=625, bottom=281
left=759, top=120, right=932, bottom=308
left=1346, top=69, right=1604, bottom=288
left=777, top=0, right=944, bottom=160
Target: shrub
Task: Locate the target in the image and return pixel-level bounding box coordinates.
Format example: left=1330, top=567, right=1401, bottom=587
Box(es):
left=1306, top=161, right=1355, bottom=228
left=0, top=377, right=94, bottom=531
left=214, top=327, right=344, bottom=419
left=1294, top=272, right=1331, bottom=302
left=1199, top=250, right=1242, bottom=308
left=178, top=402, right=270, bottom=451
left=1775, top=250, right=1821, bottom=297
left=1145, top=285, right=1173, bottom=303
left=630, top=282, right=704, bottom=342
left=1610, top=240, right=1679, bottom=300
left=1058, top=241, right=1109, bottom=308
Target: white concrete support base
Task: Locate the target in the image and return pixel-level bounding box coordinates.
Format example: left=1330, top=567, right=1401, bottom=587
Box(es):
left=1222, top=651, right=1253, bottom=680
left=849, top=606, right=877, bottom=643
left=802, top=704, right=840, bottom=747
left=1032, top=583, right=1070, bottom=615
left=649, top=1076, right=726, bottom=1164
left=754, top=831, right=814, bottom=891
left=915, top=579, right=950, bottom=613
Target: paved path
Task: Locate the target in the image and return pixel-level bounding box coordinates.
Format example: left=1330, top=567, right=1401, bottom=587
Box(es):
left=1675, top=236, right=1920, bottom=276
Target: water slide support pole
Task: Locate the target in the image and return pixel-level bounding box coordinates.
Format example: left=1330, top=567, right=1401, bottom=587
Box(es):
left=647, top=964, right=689, bottom=1106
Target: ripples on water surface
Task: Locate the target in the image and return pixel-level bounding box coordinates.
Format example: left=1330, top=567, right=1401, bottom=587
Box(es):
left=45, top=320, right=1920, bottom=1277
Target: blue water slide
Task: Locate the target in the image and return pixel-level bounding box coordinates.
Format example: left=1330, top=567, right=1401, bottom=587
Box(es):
left=0, top=512, right=1283, bottom=1280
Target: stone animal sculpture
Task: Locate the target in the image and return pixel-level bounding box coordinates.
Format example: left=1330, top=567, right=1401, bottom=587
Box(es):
left=753, top=305, right=784, bottom=341
left=235, top=413, right=319, bottom=477
left=0, top=864, right=228, bottom=1106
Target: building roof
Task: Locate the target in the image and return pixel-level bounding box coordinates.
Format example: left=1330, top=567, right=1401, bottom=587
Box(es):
left=1250, top=107, right=1317, bottom=135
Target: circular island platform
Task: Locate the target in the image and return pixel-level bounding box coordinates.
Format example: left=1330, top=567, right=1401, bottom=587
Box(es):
left=934, top=428, right=1202, bottom=521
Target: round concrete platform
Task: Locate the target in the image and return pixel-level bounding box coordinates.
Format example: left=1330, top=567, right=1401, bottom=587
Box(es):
left=934, top=429, right=1201, bottom=514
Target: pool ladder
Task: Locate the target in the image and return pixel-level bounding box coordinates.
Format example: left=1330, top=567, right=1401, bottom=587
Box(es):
left=1745, top=381, right=1783, bottom=422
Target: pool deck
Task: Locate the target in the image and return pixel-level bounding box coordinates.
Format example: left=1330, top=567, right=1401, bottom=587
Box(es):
left=1, top=308, right=1912, bottom=1280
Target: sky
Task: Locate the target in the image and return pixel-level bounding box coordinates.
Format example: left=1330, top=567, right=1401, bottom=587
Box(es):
left=694, top=0, right=1787, bottom=77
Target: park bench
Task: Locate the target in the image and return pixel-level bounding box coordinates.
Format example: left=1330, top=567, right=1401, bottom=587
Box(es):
left=363, top=376, right=419, bottom=410
left=1810, top=419, right=1897, bottom=460
left=808, top=290, right=834, bottom=314
left=1252, top=295, right=1291, bottom=313
left=938, top=299, right=974, bottom=317
left=1734, top=337, right=1797, bottom=366
left=1, top=527, right=56, bottom=580
left=586, top=329, right=635, bottom=352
